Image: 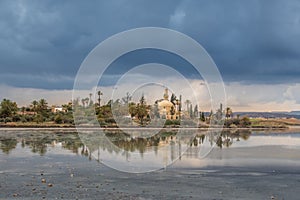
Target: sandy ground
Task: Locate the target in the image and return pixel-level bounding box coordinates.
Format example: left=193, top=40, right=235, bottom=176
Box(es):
left=1, top=153, right=300, bottom=200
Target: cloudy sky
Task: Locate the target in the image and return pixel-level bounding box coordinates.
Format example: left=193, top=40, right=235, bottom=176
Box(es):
left=0, top=0, right=300, bottom=111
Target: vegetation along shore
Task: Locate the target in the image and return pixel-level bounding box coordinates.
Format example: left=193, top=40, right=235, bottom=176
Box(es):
left=1, top=91, right=299, bottom=129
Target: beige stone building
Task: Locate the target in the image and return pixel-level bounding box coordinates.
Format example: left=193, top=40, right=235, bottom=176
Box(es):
left=157, top=89, right=180, bottom=120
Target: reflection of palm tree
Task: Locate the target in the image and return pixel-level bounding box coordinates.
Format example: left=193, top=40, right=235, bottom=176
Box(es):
left=240, top=132, right=251, bottom=140
left=0, top=138, right=17, bottom=154
left=216, top=136, right=223, bottom=148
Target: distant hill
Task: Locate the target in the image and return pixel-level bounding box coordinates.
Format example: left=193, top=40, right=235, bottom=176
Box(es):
left=233, top=112, right=300, bottom=119
left=202, top=111, right=300, bottom=119
left=289, top=111, right=300, bottom=115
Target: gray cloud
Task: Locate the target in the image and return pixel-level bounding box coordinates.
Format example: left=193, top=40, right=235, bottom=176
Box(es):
left=0, top=0, right=300, bottom=89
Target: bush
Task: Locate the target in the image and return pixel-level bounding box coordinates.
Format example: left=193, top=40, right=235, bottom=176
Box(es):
left=54, top=114, right=63, bottom=124
left=240, top=117, right=251, bottom=128
left=164, top=119, right=173, bottom=126
left=34, top=114, right=44, bottom=123
left=4, top=117, right=12, bottom=123
left=25, top=115, right=34, bottom=122
left=20, top=116, right=27, bottom=123
left=105, top=118, right=116, bottom=124
left=12, top=114, right=21, bottom=122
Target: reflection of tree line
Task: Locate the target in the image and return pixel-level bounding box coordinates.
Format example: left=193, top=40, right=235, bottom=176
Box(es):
left=107, top=130, right=251, bottom=152
left=0, top=132, right=85, bottom=156
left=188, top=130, right=251, bottom=148
left=109, top=132, right=174, bottom=154
left=84, top=129, right=252, bottom=159
left=0, top=137, right=18, bottom=154
left=0, top=130, right=251, bottom=158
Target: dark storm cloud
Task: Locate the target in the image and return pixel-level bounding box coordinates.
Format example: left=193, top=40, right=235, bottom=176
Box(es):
left=0, top=0, right=299, bottom=89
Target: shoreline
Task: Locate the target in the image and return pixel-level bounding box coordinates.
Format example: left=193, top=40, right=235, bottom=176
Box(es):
left=0, top=126, right=296, bottom=132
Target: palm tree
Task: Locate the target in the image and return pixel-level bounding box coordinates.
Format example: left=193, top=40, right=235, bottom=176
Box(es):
left=0, top=99, right=18, bottom=118
left=72, top=98, right=79, bottom=108
left=21, top=106, right=26, bottom=115
left=81, top=98, right=85, bottom=107
left=189, top=104, right=193, bottom=118
left=184, top=99, right=191, bottom=113
left=62, top=104, right=69, bottom=112
left=89, top=93, right=93, bottom=106
left=128, top=102, right=137, bottom=118
left=122, top=92, right=132, bottom=104
left=84, top=98, right=89, bottom=107
left=170, top=93, right=177, bottom=105
left=32, top=100, right=38, bottom=112
left=225, top=107, right=233, bottom=120
left=97, top=91, right=103, bottom=107
left=136, top=95, right=148, bottom=125
left=38, top=99, right=48, bottom=111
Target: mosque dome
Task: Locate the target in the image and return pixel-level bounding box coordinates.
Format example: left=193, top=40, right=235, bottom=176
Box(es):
left=158, top=88, right=174, bottom=108
left=156, top=88, right=179, bottom=120
left=158, top=99, right=174, bottom=108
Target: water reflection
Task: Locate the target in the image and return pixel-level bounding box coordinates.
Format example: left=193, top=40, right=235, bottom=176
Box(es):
left=0, top=129, right=250, bottom=158
left=0, top=132, right=84, bottom=156
left=214, top=130, right=251, bottom=148
left=1, top=129, right=300, bottom=171
left=0, top=137, right=17, bottom=154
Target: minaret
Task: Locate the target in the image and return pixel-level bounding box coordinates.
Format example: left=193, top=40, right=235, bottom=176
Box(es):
left=163, top=88, right=169, bottom=100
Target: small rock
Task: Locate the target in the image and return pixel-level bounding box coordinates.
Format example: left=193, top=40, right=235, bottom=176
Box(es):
left=13, top=193, right=18, bottom=197
left=41, top=178, right=46, bottom=183
left=48, top=183, right=53, bottom=187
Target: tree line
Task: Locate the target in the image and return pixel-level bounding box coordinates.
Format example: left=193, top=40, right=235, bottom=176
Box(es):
left=0, top=93, right=251, bottom=128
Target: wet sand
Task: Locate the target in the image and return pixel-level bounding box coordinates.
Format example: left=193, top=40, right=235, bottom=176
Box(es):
left=1, top=130, right=300, bottom=199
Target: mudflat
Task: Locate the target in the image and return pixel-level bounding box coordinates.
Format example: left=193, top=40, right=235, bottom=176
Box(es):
left=1, top=130, right=300, bottom=199
left=1, top=154, right=299, bottom=200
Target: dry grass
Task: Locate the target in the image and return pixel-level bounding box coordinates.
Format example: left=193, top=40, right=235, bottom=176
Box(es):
left=250, top=117, right=300, bottom=128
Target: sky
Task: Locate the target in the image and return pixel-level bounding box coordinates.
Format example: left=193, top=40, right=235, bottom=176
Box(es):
left=0, top=0, right=300, bottom=111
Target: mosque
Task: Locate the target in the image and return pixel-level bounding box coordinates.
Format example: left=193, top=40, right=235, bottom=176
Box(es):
left=156, top=88, right=181, bottom=120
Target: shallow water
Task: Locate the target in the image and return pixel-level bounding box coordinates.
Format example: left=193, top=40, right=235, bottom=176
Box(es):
left=1, top=129, right=300, bottom=169
left=1, top=129, right=300, bottom=199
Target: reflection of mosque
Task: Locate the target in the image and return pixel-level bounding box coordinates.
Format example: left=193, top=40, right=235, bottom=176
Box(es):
left=0, top=130, right=251, bottom=162
left=93, top=130, right=251, bottom=163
